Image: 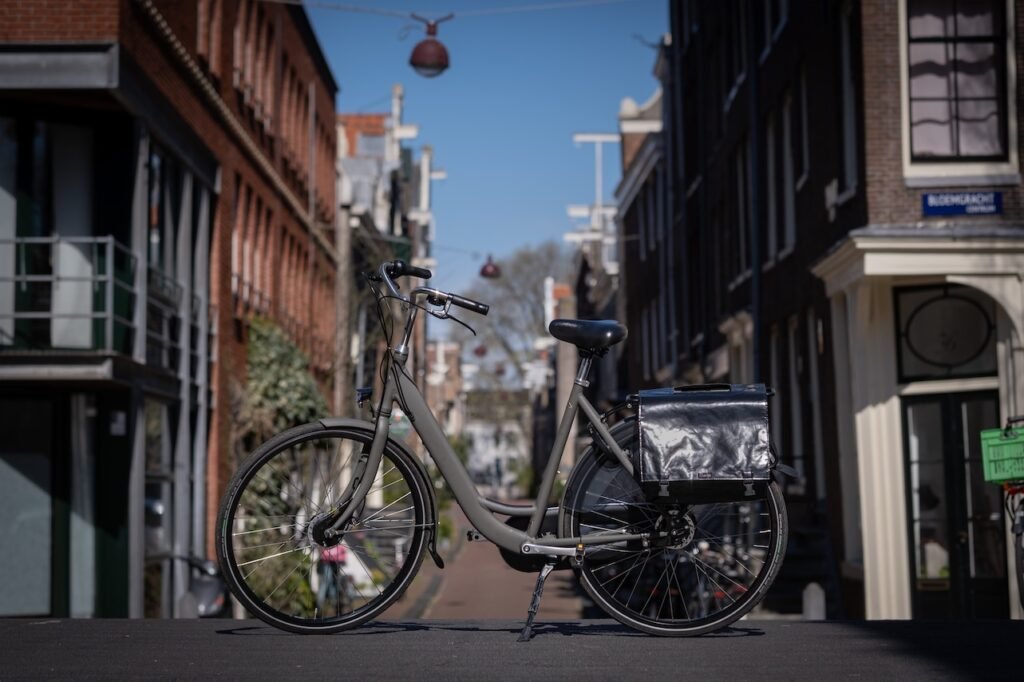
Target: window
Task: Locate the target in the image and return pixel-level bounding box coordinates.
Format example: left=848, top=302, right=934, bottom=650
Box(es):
left=793, top=67, right=809, bottom=186
left=894, top=284, right=997, bottom=382
left=723, top=0, right=747, bottom=107
left=642, top=306, right=651, bottom=381
left=786, top=316, right=806, bottom=490
left=760, top=0, right=788, bottom=58
left=197, top=0, right=221, bottom=75
left=764, top=114, right=778, bottom=262
left=907, top=0, right=1007, bottom=160
left=781, top=91, right=796, bottom=253
left=144, top=400, right=177, bottom=618
left=769, top=325, right=784, bottom=451
left=731, top=139, right=750, bottom=281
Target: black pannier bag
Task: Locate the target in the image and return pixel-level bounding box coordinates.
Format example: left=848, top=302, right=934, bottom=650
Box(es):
left=633, top=383, right=772, bottom=502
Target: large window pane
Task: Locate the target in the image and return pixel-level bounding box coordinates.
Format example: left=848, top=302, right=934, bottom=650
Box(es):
left=909, top=43, right=953, bottom=98
left=911, top=101, right=956, bottom=156
left=958, top=100, right=1002, bottom=155
left=956, top=0, right=1000, bottom=36
left=955, top=42, right=997, bottom=97
left=909, top=0, right=954, bottom=38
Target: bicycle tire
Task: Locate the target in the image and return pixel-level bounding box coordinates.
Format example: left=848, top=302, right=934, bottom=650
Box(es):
left=560, top=419, right=788, bottom=636
left=216, top=422, right=431, bottom=634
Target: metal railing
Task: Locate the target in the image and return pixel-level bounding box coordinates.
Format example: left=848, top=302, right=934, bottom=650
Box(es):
left=0, top=236, right=206, bottom=379
left=0, top=236, right=137, bottom=353
left=146, top=266, right=183, bottom=371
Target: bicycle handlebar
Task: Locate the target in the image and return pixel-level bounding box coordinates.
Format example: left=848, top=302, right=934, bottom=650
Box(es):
left=449, top=293, right=489, bottom=316
left=385, top=259, right=432, bottom=281
left=375, top=261, right=489, bottom=317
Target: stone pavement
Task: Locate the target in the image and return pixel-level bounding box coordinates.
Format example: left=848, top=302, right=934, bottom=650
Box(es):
left=388, top=504, right=582, bottom=622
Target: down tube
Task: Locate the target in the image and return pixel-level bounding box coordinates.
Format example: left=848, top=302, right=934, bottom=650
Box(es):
left=397, top=371, right=527, bottom=552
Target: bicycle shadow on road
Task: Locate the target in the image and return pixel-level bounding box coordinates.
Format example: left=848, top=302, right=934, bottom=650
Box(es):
left=216, top=620, right=765, bottom=639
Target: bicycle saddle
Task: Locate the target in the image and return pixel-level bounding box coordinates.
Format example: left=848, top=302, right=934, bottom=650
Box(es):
left=548, top=319, right=627, bottom=355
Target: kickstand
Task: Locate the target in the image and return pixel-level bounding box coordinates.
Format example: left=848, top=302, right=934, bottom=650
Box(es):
left=517, top=562, right=555, bottom=642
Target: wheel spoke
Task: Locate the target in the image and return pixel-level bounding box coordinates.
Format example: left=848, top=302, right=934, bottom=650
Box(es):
left=564, top=435, right=786, bottom=634
left=221, top=433, right=428, bottom=631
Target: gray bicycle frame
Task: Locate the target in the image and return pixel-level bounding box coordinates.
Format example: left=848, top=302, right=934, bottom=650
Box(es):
left=328, top=267, right=643, bottom=557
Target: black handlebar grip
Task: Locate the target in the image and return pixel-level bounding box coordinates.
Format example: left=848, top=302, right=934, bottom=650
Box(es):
left=386, top=259, right=432, bottom=280
left=406, top=265, right=432, bottom=279
left=449, top=293, right=489, bottom=316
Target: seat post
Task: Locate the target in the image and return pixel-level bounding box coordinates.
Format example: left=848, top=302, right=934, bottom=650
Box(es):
left=575, top=355, right=593, bottom=386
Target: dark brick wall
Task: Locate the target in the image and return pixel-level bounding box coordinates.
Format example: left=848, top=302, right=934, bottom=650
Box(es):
left=0, top=0, right=121, bottom=41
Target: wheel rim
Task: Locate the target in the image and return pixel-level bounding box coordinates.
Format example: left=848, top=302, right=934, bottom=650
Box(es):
left=223, top=432, right=428, bottom=627
left=566, top=455, right=782, bottom=631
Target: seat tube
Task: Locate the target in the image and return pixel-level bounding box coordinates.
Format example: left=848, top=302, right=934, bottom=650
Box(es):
left=527, top=355, right=593, bottom=537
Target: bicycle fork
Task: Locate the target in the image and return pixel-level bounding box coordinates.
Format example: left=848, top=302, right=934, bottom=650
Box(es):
left=324, top=413, right=392, bottom=538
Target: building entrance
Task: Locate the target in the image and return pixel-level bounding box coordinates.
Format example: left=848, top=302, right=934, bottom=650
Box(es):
left=902, top=391, right=1009, bottom=619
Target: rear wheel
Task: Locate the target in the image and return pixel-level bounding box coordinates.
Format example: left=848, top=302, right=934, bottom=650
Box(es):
left=1014, top=507, right=1023, bottom=611
left=560, top=421, right=788, bottom=636
left=217, top=423, right=431, bottom=633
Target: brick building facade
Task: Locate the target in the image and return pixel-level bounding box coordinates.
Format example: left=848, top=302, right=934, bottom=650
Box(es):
left=615, top=0, right=1024, bottom=620
left=0, top=0, right=337, bottom=618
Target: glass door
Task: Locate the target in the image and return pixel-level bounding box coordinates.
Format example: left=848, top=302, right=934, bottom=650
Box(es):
left=903, top=391, right=1008, bottom=619
left=0, top=399, right=55, bottom=616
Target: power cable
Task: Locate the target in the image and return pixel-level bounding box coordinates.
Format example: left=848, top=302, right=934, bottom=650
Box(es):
left=258, top=0, right=648, bottom=20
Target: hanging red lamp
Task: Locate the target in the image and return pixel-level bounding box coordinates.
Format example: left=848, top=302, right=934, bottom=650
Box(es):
left=480, top=254, right=501, bottom=279
left=409, top=14, right=453, bottom=78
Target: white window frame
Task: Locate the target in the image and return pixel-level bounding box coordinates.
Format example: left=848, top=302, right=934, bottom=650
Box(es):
left=642, top=306, right=651, bottom=381
left=796, top=67, right=810, bottom=190
left=898, top=0, right=1020, bottom=187
left=729, top=139, right=752, bottom=290
left=786, top=315, right=806, bottom=494
left=806, top=306, right=826, bottom=501
left=764, top=113, right=779, bottom=266
left=769, top=325, right=784, bottom=452
left=781, top=90, right=796, bottom=257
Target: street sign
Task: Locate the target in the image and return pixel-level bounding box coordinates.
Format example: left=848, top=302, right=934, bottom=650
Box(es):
left=922, top=191, right=1002, bottom=216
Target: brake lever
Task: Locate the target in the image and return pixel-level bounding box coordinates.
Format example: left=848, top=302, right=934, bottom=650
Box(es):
left=421, top=297, right=476, bottom=335
left=447, top=314, right=476, bottom=336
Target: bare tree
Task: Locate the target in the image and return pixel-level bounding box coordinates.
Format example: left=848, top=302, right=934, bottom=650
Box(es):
left=453, top=241, right=568, bottom=386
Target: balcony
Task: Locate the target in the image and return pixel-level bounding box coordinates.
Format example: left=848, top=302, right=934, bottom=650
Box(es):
left=0, top=236, right=137, bottom=354
left=0, top=236, right=205, bottom=377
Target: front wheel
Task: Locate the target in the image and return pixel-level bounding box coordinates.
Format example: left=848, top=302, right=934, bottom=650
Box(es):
left=560, top=421, right=788, bottom=636
left=216, top=422, right=432, bottom=633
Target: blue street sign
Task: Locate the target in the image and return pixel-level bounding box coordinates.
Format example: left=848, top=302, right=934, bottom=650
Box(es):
left=922, top=191, right=1002, bottom=216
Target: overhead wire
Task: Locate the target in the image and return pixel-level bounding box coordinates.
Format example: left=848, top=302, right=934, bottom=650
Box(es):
left=258, top=0, right=648, bottom=20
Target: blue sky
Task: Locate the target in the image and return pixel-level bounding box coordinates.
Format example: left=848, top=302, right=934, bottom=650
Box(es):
left=306, top=0, right=667, bottom=294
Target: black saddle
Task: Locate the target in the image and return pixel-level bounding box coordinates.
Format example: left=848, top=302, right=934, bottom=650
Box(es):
left=548, top=319, right=627, bottom=355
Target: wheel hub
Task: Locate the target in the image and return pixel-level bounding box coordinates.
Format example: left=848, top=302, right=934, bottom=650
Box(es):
left=307, top=510, right=346, bottom=548
left=656, top=508, right=696, bottom=549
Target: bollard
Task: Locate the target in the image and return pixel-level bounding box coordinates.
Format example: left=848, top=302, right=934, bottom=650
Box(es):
left=802, top=582, right=826, bottom=620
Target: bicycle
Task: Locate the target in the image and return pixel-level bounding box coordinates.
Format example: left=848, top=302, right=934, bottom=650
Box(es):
left=1008, top=484, right=1024, bottom=611
left=980, top=416, right=1024, bottom=612
left=216, top=260, right=789, bottom=639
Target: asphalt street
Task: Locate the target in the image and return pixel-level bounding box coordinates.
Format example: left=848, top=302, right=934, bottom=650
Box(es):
left=2, top=618, right=1021, bottom=680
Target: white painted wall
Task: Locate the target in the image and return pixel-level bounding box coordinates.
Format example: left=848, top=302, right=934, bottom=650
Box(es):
left=50, top=124, right=94, bottom=349
left=0, top=118, right=15, bottom=344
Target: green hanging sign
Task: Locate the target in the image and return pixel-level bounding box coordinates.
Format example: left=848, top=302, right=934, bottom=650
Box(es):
left=980, top=426, right=1024, bottom=484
